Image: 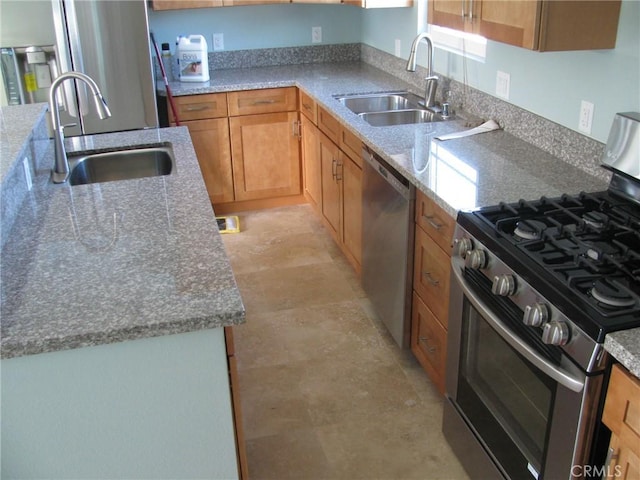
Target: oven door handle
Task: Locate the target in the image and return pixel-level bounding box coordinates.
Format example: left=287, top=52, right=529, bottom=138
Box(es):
left=453, top=266, right=585, bottom=393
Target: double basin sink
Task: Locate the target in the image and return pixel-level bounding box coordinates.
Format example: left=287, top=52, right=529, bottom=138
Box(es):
left=335, top=91, right=447, bottom=127
left=66, top=92, right=439, bottom=187
left=68, top=145, right=174, bottom=186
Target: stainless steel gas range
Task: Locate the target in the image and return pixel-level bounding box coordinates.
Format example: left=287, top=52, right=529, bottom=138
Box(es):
left=443, top=112, right=640, bottom=480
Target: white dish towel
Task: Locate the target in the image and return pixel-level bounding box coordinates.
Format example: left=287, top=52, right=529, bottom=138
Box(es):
left=435, top=119, right=501, bottom=141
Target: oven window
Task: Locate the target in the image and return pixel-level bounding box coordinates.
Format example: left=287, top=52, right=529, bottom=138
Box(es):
left=457, top=299, right=557, bottom=480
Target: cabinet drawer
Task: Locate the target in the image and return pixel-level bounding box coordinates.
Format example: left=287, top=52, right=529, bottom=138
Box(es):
left=299, top=90, right=317, bottom=124
left=603, top=364, right=640, bottom=458
left=318, top=106, right=341, bottom=145
left=340, top=127, right=362, bottom=168
left=415, top=190, right=455, bottom=253
left=228, top=87, right=297, bottom=116
left=413, top=226, right=451, bottom=326
left=411, top=292, right=447, bottom=395
left=171, top=93, right=228, bottom=121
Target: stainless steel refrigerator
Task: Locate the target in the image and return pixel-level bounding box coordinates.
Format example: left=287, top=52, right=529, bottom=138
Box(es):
left=51, top=0, right=158, bottom=136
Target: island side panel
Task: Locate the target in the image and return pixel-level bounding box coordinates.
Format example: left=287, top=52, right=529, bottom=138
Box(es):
left=1, top=327, right=238, bottom=479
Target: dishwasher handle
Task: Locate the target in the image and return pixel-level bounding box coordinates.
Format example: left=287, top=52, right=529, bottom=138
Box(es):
left=362, top=148, right=411, bottom=199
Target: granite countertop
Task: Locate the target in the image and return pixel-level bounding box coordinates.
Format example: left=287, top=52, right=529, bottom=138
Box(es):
left=160, top=61, right=640, bottom=376
left=161, top=62, right=609, bottom=215
left=1, top=115, right=245, bottom=360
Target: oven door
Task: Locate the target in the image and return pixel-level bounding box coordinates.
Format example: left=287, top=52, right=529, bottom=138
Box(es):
left=444, top=264, right=604, bottom=480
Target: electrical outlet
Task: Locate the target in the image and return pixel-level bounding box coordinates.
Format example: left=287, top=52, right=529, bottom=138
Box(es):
left=579, top=100, right=594, bottom=134
left=496, top=70, right=510, bottom=99
left=213, top=33, right=224, bottom=51
left=312, top=26, right=322, bottom=44
left=394, top=39, right=401, bottom=57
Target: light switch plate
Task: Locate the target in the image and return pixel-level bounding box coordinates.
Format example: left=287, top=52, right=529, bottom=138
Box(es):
left=496, top=70, right=510, bottom=99
left=312, top=26, right=322, bottom=44
left=213, top=33, right=224, bottom=51
left=579, top=100, right=594, bottom=134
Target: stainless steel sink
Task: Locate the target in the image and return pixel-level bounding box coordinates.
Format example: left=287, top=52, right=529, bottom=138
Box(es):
left=69, top=146, right=174, bottom=186
left=359, top=109, right=444, bottom=127
left=338, top=93, right=413, bottom=114
left=335, top=91, right=446, bottom=126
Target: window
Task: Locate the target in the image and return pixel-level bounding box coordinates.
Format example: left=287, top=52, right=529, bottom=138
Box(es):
left=428, top=24, right=487, bottom=62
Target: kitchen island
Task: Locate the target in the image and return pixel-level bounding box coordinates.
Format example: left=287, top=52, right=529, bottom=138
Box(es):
left=1, top=104, right=245, bottom=478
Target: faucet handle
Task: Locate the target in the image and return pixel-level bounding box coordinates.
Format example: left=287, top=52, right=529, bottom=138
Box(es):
left=442, top=103, right=451, bottom=117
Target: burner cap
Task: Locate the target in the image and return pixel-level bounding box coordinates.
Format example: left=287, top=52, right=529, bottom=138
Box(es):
left=591, top=278, right=636, bottom=308
left=514, top=220, right=546, bottom=240
left=583, top=211, right=609, bottom=230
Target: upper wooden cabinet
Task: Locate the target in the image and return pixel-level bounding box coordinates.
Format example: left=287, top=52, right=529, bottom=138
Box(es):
left=429, top=0, right=622, bottom=51
left=152, top=0, right=411, bottom=8
left=150, top=0, right=222, bottom=10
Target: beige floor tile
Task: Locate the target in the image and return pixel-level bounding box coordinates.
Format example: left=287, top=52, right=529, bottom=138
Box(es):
left=222, top=205, right=469, bottom=480
left=245, top=429, right=333, bottom=480
left=233, top=262, right=359, bottom=315
left=316, top=404, right=469, bottom=480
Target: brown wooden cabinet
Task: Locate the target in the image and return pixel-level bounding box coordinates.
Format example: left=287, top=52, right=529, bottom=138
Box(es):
left=411, top=190, right=455, bottom=395
left=301, top=100, right=362, bottom=273
left=169, top=87, right=303, bottom=210
left=150, top=0, right=222, bottom=10
left=224, top=327, right=249, bottom=480
left=602, top=363, right=640, bottom=480
left=343, top=0, right=412, bottom=7
left=170, top=93, right=234, bottom=204
left=429, top=0, right=621, bottom=51
left=229, top=110, right=301, bottom=201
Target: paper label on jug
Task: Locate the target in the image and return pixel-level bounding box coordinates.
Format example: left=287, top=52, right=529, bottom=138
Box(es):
left=179, top=52, right=204, bottom=77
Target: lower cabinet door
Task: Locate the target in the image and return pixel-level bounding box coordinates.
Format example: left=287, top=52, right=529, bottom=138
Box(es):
left=342, top=153, right=362, bottom=269
left=319, top=132, right=342, bottom=240
left=182, top=118, right=234, bottom=204
left=229, top=111, right=301, bottom=201
left=411, top=292, right=447, bottom=395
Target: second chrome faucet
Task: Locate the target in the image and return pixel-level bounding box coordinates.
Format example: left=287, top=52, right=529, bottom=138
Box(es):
left=406, top=33, right=438, bottom=110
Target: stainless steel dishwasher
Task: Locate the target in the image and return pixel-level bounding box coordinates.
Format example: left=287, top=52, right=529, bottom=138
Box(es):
left=361, top=146, right=415, bottom=348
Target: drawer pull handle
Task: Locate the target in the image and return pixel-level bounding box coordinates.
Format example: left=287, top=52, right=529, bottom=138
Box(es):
left=604, top=447, right=619, bottom=468
left=422, top=214, right=443, bottom=230
left=423, top=271, right=440, bottom=286
left=185, top=105, right=211, bottom=111
left=419, top=336, right=437, bottom=353
left=302, top=102, right=313, bottom=111
left=252, top=99, right=276, bottom=105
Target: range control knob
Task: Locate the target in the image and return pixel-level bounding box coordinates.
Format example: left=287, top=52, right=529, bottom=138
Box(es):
left=541, top=321, right=570, bottom=346
left=523, top=303, right=549, bottom=327
left=453, top=237, right=473, bottom=258
left=492, top=274, right=516, bottom=296
left=465, top=249, right=487, bottom=270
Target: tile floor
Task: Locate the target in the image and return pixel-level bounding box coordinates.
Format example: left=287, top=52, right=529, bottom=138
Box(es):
left=221, top=205, right=469, bottom=480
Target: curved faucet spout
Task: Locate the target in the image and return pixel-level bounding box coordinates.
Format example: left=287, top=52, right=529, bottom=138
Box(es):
left=406, top=33, right=438, bottom=109
left=48, top=71, right=112, bottom=183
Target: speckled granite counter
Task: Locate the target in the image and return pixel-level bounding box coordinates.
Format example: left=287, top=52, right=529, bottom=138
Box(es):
left=604, top=330, right=640, bottom=378
left=161, top=62, right=609, bottom=217
left=1, top=113, right=245, bottom=359
left=161, top=61, right=640, bottom=375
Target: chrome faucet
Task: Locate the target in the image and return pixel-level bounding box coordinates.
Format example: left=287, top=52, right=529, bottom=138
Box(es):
left=406, top=33, right=438, bottom=110
left=48, top=71, right=111, bottom=183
